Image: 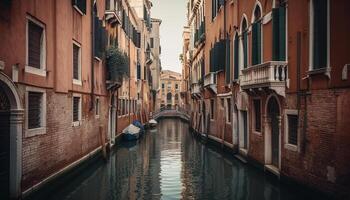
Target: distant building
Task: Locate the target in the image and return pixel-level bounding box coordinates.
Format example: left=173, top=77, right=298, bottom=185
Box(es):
left=158, top=70, right=182, bottom=109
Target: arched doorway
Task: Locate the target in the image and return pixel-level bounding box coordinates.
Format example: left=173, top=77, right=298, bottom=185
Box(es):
left=266, top=95, right=281, bottom=168
left=0, top=72, right=24, bottom=199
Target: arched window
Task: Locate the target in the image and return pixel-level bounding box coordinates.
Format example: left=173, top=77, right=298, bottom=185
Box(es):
left=252, top=4, right=262, bottom=65
left=233, top=32, right=239, bottom=80
left=240, top=16, right=249, bottom=69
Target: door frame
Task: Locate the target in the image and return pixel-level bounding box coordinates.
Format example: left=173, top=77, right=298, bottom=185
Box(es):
left=0, top=72, right=24, bottom=198
left=264, top=94, right=282, bottom=171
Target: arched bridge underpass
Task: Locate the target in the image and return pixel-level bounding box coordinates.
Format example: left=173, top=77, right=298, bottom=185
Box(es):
left=152, top=108, right=190, bottom=122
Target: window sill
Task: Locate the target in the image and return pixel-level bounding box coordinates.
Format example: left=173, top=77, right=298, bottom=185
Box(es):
left=73, top=79, right=82, bottom=86
left=73, top=6, right=85, bottom=16
left=25, top=65, right=47, bottom=77
left=72, top=121, right=81, bottom=127
left=284, top=143, right=298, bottom=152
left=308, top=67, right=331, bottom=78
left=25, top=127, right=46, bottom=138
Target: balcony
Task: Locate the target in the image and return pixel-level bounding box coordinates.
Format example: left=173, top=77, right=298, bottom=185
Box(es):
left=240, top=61, right=288, bottom=97
left=105, top=10, right=122, bottom=25
left=203, top=73, right=217, bottom=94
left=191, top=83, right=201, bottom=98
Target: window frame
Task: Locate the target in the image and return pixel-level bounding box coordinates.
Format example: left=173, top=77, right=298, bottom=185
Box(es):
left=25, top=15, right=47, bottom=77
left=72, top=41, right=82, bottom=85
left=25, top=86, right=47, bottom=137
left=284, top=109, right=299, bottom=152
left=72, top=93, right=82, bottom=127
left=309, top=0, right=330, bottom=75
left=95, top=97, right=100, bottom=118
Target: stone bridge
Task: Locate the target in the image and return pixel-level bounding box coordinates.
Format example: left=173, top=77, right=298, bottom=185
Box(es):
left=152, top=108, right=190, bottom=122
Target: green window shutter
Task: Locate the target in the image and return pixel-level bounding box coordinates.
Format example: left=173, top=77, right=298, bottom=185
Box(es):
left=234, top=35, right=239, bottom=79
left=257, top=22, right=262, bottom=64
left=272, top=8, right=280, bottom=61
left=313, top=0, right=327, bottom=69
left=278, top=7, right=286, bottom=61
left=226, top=39, right=231, bottom=84
left=252, top=23, right=258, bottom=65
left=243, top=32, right=248, bottom=68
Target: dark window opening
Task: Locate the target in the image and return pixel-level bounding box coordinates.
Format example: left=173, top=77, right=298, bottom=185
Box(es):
left=28, top=92, right=43, bottom=129
left=288, top=115, right=298, bottom=145
left=73, top=97, right=80, bottom=122
left=28, top=20, right=44, bottom=69
left=254, top=99, right=261, bottom=132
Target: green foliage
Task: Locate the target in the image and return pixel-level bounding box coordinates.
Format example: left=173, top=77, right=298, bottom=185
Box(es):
left=106, top=46, right=129, bottom=83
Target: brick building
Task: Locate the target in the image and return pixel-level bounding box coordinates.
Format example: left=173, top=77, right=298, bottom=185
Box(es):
left=182, top=0, right=350, bottom=198
left=0, top=0, right=158, bottom=199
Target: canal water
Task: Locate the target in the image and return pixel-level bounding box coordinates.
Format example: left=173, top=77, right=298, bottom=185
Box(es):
left=28, top=118, right=329, bottom=200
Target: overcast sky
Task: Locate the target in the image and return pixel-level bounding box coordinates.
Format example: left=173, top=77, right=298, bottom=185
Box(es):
left=151, top=0, right=187, bottom=73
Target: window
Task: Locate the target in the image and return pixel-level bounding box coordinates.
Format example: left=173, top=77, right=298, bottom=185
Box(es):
left=226, top=98, right=231, bottom=123
left=95, top=98, right=100, bottom=117
left=310, top=0, right=329, bottom=70
left=233, top=33, right=239, bottom=80
left=73, top=42, right=81, bottom=84
left=253, top=99, right=261, bottom=132
left=210, top=99, right=215, bottom=120
left=26, top=17, right=46, bottom=76
left=25, top=87, right=46, bottom=137
left=162, top=83, right=165, bottom=89
left=241, top=18, right=248, bottom=69
left=72, top=95, right=81, bottom=125
left=272, top=6, right=286, bottom=61
left=175, top=84, right=178, bottom=89
left=72, top=0, right=86, bottom=15
left=28, top=92, right=43, bottom=129
left=150, top=38, right=154, bottom=48
left=288, top=115, right=298, bottom=145
left=252, top=6, right=262, bottom=65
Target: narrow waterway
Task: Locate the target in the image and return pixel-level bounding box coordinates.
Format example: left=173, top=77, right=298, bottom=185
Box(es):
left=28, top=119, right=328, bottom=200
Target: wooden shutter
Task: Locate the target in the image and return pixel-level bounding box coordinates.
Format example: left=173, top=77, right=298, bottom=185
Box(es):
left=73, top=44, right=79, bottom=80
left=73, top=97, right=80, bottom=122
left=234, top=35, right=239, bottom=80
left=28, top=21, right=43, bottom=69
left=28, top=92, right=42, bottom=129
left=313, top=0, right=327, bottom=69
left=278, top=7, right=286, bottom=61
left=225, top=39, right=231, bottom=84
left=272, top=8, right=280, bottom=61
left=252, top=22, right=258, bottom=65
left=254, top=99, right=261, bottom=132
left=243, top=32, right=248, bottom=68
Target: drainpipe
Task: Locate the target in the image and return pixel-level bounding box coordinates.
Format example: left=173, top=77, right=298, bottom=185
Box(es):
left=128, top=7, right=131, bottom=124
left=222, top=0, right=227, bottom=147
left=90, top=0, right=95, bottom=111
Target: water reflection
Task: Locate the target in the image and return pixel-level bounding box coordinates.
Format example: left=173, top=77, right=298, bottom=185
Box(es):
left=29, top=119, right=327, bottom=200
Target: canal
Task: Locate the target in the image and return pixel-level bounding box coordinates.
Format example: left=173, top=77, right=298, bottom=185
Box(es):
left=27, top=118, right=328, bottom=200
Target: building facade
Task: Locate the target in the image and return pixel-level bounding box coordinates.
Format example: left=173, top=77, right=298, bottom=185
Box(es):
left=0, top=0, right=158, bottom=199
left=182, top=0, right=350, bottom=198
left=158, top=70, right=182, bottom=109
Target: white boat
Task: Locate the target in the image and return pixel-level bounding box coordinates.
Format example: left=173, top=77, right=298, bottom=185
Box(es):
left=148, top=119, right=158, bottom=127
left=122, top=124, right=141, bottom=141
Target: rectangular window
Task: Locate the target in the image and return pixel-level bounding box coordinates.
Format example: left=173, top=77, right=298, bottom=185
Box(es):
left=288, top=115, right=298, bottom=145
left=72, top=0, right=87, bottom=15
left=175, top=84, right=178, bottom=89
left=73, top=96, right=81, bottom=123
left=226, top=98, right=231, bottom=123
left=162, top=83, right=165, bottom=89
left=311, top=0, right=328, bottom=69
left=28, top=92, right=43, bottom=129
left=253, top=99, right=261, bottom=132
left=73, top=43, right=81, bottom=82
left=95, top=98, right=100, bottom=117
left=210, top=99, right=215, bottom=119
left=150, top=38, right=154, bottom=48
left=272, top=7, right=286, bottom=61
left=26, top=17, right=46, bottom=76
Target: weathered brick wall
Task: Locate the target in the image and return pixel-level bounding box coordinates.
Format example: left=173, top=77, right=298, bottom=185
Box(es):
left=21, top=89, right=109, bottom=190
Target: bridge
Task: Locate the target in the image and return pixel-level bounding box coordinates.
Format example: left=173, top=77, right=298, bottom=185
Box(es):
left=152, top=107, right=191, bottom=121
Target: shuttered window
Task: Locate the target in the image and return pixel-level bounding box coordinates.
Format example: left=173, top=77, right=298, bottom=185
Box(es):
left=272, top=7, right=286, bottom=61
left=226, top=98, right=231, bottom=123
left=243, top=31, right=248, bottom=68
left=28, top=92, right=43, bottom=129
left=225, top=39, right=231, bottom=84
left=73, top=97, right=80, bottom=122
left=95, top=98, right=100, bottom=116
left=234, top=34, right=239, bottom=80
left=312, top=0, right=328, bottom=69
left=28, top=21, right=44, bottom=69
left=252, top=22, right=262, bottom=65
left=253, top=99, right=261, bottom=132
left=73, top=43, right=80, bottom=80
left=288, top=115, right=298, bottom=145
left=210, top=99, right=215, bottom=119
left=72, top=0, right=86, bottom=15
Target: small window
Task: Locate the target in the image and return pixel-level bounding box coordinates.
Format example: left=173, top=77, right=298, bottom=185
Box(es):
left=150, top=38, right=154, bottom=48
left=73, top=42, right=81, bottom=83
left=162, top=83, right=165, bottom=89
left=287, top=114, right=298, bottom=145
left=73, top=96, right=81, bottom=123
left=210, top=99, right=215, bottom=120
left=72, top=0, right=87, bottom=15
left=28, top=92, right=43, bottom=129
left=253, top=99, right=261, bottom=132
left=95, top=98, right=100, bottom=117
left=175, top=84, right=179, bottom=89
left=226, top=98, right=231, bottom=123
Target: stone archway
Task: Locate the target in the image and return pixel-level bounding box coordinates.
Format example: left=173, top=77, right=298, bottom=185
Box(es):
left=264, top=94, right=281, bottom=170
left=0, top=72, right=24, bottom=199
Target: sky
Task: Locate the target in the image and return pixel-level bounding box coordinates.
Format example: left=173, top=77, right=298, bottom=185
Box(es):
left=151, top=0, right=187, bottom=73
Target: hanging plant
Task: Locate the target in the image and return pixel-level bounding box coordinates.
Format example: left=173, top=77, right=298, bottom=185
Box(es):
left=106, top=46, right=130, bottom=83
